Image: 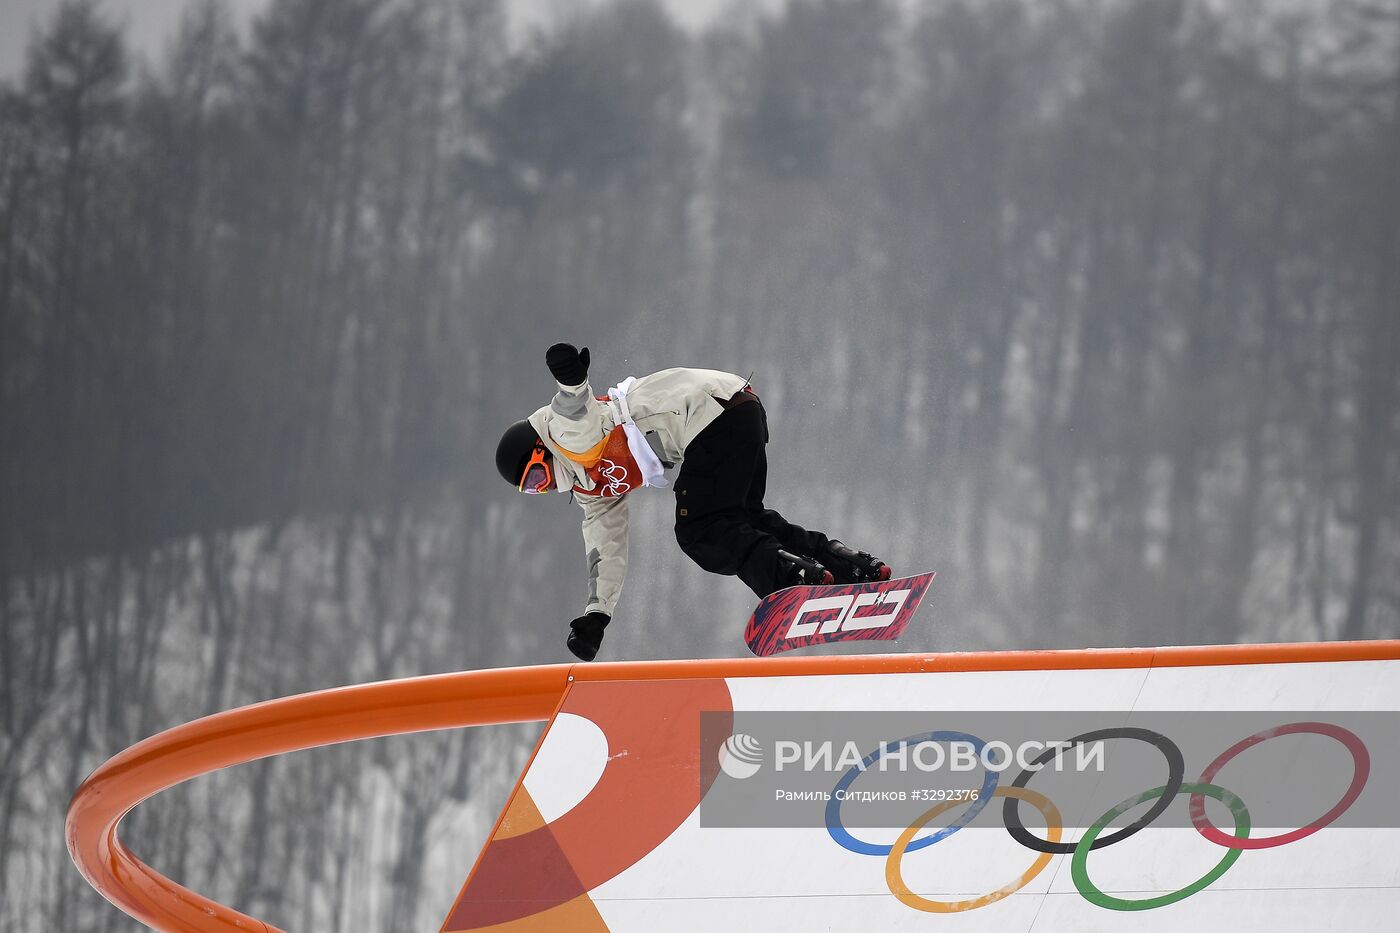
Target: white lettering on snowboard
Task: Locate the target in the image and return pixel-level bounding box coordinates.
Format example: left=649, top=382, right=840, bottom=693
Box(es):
left=784, top=589, right=911, bottom=640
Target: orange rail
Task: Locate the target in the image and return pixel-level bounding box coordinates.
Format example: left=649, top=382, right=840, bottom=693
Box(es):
left=66, top=640, right=1400, bottom=932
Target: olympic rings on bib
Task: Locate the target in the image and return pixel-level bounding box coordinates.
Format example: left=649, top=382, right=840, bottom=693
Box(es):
left=1189, top=721, right=1369, bottom=850
left=887, top=786, right=1062, bottom=913
left=825, top=731, right=999, bottom=856
left=1003, top=727, right=1183, bottom=855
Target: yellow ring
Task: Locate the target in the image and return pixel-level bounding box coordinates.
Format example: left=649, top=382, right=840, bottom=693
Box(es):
left=885, top=786, right=1062, bottom=913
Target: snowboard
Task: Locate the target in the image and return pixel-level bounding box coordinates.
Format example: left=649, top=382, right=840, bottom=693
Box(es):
left=743, top=571, right=936, bottom=657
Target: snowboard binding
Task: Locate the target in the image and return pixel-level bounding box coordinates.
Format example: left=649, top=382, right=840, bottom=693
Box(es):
left=776, top=549, right=834, bottom=587
left=818, top=540, right=891, bottom=585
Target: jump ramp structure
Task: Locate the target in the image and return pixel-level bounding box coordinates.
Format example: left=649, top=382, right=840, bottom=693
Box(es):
left=68, top=640, right=1400, bottom=932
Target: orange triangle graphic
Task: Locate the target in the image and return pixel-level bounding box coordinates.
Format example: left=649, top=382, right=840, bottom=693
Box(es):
left=443, top=787, right=609, bottom=932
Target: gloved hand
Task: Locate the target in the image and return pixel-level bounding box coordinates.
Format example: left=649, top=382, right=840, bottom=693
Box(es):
left=566, top=611, right=610, bottom=661
left=546, top=343, right=590, bottom=386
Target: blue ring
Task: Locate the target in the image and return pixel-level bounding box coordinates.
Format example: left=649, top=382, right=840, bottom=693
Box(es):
left=825, top=731, right=999, bottom=856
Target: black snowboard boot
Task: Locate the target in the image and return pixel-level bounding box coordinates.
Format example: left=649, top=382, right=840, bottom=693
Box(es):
left=819, top=540, right=891, bottom=585
left=777, top=549, right=834, bottom=587
left=566, top=611, right=610, bottom=661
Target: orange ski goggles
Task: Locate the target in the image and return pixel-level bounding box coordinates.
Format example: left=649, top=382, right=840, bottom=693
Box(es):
left=518, top=441, right=553, bottom=494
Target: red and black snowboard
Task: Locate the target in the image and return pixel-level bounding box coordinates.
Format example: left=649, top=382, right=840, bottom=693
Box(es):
left=743, top=571, right=936, bottom=657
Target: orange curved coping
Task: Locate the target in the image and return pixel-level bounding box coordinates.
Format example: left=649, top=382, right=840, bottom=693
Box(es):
left=67, top=639, right=1400, bottom=932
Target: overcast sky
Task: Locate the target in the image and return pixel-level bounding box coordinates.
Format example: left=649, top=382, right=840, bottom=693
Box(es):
left=1, top=0, right=262, bottom=79
left=0, top=0, right=749, bottom=81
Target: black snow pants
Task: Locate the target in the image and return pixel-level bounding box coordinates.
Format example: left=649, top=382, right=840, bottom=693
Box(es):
left=673, top=395, right=828, bottom=598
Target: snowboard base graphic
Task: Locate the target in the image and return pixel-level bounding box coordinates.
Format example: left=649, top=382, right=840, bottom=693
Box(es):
left=743, top=572, right=936, bottom=657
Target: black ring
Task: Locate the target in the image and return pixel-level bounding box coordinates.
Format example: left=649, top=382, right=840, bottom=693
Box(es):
left=1002, top=727, right=1184, bottom=854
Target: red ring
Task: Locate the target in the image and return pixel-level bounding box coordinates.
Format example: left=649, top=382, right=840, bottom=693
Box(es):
left=1189, top=721, right=1369, bottom=849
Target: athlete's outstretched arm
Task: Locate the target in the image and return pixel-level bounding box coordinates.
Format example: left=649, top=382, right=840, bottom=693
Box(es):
left=546, top=343, right=609, bottom=455
left=578, top=492, right=628, bottom=617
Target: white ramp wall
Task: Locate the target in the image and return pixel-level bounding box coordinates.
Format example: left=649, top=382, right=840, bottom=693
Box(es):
left=443, top=647, right=1400, bottom=933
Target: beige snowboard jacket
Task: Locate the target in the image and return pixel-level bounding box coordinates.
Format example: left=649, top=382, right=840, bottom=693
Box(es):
left=527, top=367, right=750, bottom=618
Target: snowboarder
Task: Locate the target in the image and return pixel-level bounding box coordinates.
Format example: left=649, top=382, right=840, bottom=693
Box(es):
left=495, top=344, right=891, bottom=661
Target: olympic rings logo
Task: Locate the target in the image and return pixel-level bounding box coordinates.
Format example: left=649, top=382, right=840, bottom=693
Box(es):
left=824, top=721, right=1370, bottom=912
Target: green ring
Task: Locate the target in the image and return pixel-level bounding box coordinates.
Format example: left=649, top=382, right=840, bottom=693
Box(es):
left=1071, top=782, right=1249, bottom=911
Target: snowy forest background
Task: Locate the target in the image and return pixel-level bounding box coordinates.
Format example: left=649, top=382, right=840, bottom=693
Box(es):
left=2, top=0, right=1398, bottom=928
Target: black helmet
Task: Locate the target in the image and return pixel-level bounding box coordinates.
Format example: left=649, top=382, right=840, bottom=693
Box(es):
left=496, top=419, right=544, bottom=487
